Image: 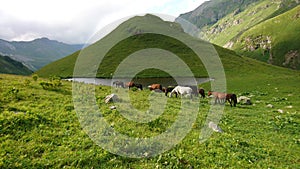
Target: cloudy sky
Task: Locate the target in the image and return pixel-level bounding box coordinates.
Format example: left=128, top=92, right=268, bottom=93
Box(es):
left=0, top=0, right=207, bottom=44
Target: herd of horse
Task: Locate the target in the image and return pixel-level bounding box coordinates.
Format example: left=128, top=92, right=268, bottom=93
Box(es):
left=112, top=81, right=237, bottom=107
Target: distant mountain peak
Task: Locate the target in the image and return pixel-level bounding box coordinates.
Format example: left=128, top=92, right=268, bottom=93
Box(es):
left=0, top=37, right=84, bottom=71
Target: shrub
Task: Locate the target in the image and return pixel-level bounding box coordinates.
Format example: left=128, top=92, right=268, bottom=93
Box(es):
left=39, top=76, right=62, bottom=90
left=32, top=74, right=38, bottom=81
left=7, top=87, right=20, bottom=100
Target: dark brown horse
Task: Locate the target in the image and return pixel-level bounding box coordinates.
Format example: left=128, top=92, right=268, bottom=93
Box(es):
left=148, top=84, right=162, bottom=91
left=198, top=88, right=205, bottom=98
left=208, top=91, right=237, bottom=107
left=162, top=86, right=177, bottom=97
left=126, top=81, right=143, bottom=90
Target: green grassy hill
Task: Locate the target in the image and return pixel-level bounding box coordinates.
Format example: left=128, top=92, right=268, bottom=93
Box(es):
left=232, top=5, right=300, bottom=69
left=36, top=14, right=209, bottom=78
left=0, top=54, right=33, bottom=75
left=37, top=14, right=268, bottom=79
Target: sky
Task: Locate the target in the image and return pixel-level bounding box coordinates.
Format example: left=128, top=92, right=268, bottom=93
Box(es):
left=0, top=0, right=207, bottom=44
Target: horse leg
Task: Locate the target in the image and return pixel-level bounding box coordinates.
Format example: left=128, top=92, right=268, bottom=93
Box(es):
left=228, top=99, right=232, bottom=107
left=214, top=97, right=218, bottom=105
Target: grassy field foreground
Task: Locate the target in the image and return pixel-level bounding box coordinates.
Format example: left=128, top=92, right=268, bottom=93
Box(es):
left=0, top=72, right=299, bottom=168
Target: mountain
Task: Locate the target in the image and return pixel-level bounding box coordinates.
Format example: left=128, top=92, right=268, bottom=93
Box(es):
left=176, top=0, right=300, bottom=69
left=36, top=14, right=233, bottom=78
left=177, top=0, right=261, bottom=31
left=36, top=14, right=291, bottom=82
left=0, top=37, right=84, bottom=71
left=0, top=54, right=33, bottom=75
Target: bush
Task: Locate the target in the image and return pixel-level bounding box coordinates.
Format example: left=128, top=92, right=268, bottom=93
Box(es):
left=32, top=74, right=38, bottom=81
left=39, top=76, right=62, bottom=90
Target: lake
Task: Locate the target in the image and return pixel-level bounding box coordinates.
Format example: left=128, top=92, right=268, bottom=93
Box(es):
left=66, top=77, right=212, bottom=87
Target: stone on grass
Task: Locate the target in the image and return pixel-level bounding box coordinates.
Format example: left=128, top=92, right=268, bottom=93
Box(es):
left=209, top=122, right=223, bottom=133
left=237, top=96, right=252, bottom=105
left=105, top=93, right=118, bottom=104
left=277, top=109, right=284, bottom=113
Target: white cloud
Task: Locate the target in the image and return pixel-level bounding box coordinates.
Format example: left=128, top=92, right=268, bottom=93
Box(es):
left=0, top=0, right=207, bottom=43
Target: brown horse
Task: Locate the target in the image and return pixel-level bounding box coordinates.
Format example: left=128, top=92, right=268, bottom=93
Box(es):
left=208, top=91, right=237, bottom=107
left=148, top=84, right=162, bottom=91
left=126, top=81, right=143, bottom=90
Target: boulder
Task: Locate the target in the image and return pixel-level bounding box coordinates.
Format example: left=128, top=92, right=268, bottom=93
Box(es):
left=105, top=93, right=118, bottom=104
left=238, top=96, right=252, bottom=105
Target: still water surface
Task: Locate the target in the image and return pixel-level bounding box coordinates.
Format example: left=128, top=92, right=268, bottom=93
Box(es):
left=66, top=77, right=212, bottom=87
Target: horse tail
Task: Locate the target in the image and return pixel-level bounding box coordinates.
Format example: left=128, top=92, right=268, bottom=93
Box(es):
left=232, top=94, right=237, bottom=107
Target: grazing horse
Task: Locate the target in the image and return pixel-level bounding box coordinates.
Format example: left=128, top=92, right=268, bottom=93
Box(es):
left=198, top=88, right=205, bottom=98
left=162, top=86, right=176, bottom=97
left=170, top=86, right=193, bottom=99
left=126, top=81, right=143, bottom=90
left=226, top=93, right=237, bottom=107
left=112, top=81, right=124, bottom=88
left=148, top=84, right=162, bottom=91
left=208, top=91, right=237, bottom=107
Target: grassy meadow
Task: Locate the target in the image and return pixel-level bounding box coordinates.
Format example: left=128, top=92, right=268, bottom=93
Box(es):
left=0, top=60, right=299, bottom=168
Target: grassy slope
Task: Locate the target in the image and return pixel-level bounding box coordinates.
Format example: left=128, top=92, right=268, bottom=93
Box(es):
left=202, top=0, right=279, bottom=46
left=1, top=56, right=300, bottom=168
left=36, top=15, right=210, bottom=78
left=233, top=5, right=300, bottom=68
left=177, top=0, right=261, bottom=30
left=0, top=55, right=33, bottom=75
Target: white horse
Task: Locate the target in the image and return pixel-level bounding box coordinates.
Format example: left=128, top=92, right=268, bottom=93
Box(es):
left=169, top=86, right=193, bottom=99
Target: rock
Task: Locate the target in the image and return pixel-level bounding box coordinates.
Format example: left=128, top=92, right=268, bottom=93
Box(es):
left=110, top=106, right=117, bottom=110
left=237, top=96, right=252, bottom=105
left=105, top=93, right=118, bottom=104
left=277, top=109, right=284, bottom=113
left=266, top=104, right=274, bottom=108
left=209, top=122, right=223, bottom=133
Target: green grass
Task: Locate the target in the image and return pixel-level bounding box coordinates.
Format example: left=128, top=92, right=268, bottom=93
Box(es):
left=1, top=61, right=299, bottom=168
left=4, top=13, right=300, bottom=168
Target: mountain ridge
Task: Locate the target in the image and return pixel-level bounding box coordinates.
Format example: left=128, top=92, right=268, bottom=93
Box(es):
left=0, top=37, right=84, bottom=71
left=176, top=0, right=300, bottom=69
left=0, top=54, right=33, bottom=75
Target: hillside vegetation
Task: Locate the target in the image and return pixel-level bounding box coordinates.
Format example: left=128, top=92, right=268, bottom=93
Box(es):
left=177, top=0, right=300, bottom=69
left=232, top=5, right=300, bottom=69
left=37, top=14, right=259, bottom=79
left=0, top=54, right=33, bottom=75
